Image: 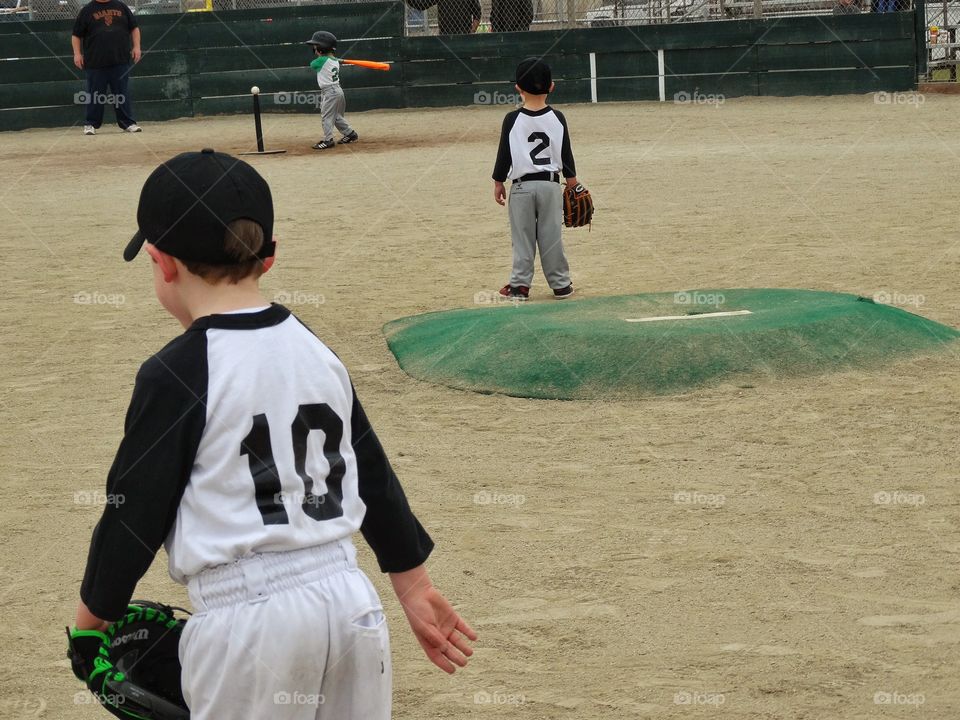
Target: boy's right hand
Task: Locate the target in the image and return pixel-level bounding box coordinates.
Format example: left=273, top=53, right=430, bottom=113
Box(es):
left=390, top=565, right=477, bottom=674
left=493, top=181, right=506, bottom=206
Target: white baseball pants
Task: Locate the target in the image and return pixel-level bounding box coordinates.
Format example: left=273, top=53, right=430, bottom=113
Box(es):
left=180, top=540, right=391, bottom=720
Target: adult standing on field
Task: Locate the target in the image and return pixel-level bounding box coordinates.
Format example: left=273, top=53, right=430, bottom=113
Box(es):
left=491, top=0, right=533, bottom=32
left=405, top=0, right=481, bottom=34
left=72, top=0, right=142, bottom=135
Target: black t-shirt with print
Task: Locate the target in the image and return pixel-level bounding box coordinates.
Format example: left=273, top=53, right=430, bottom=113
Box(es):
left=73, top=0, right=138, bottom=70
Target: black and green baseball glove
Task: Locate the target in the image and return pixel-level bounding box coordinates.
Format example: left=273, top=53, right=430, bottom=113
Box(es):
left=67, top=601, right=190, bottom=719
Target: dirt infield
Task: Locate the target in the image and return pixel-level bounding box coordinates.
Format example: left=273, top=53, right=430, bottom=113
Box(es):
left=1, top=95, right=959, bottom=719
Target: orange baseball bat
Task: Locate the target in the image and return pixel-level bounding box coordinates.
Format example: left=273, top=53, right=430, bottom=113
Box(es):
left=341, top=59, right=391, bottom=71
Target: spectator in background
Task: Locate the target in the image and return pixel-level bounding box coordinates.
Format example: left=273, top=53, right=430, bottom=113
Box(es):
left=406, top=0, right=481, bottom=34
left=491, top=0, right=533, bottom=31
left=72, top=0, right=142, bottom=135
left=833, top=0, right=861, bottom=13
left=406, top=2, right=428, bottom=30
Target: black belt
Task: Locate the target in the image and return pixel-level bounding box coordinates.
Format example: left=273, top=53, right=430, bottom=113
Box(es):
left=515, top=172, right=561, bottom=183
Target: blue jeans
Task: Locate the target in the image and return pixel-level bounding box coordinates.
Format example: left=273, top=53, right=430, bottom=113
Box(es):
left=83, top=64, right=136, bottom=129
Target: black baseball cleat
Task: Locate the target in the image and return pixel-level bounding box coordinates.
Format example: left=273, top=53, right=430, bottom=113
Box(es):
left=499, top=284, right=529, bottom=300
left=338, top=131, right=359, bottom=144
left=553, top=284, right=575, bottom=299
left=312, top=140, right=336, bottom=150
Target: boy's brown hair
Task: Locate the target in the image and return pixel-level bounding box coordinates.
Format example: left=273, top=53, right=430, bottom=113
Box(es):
left=181, top=219, right=268, bottom=284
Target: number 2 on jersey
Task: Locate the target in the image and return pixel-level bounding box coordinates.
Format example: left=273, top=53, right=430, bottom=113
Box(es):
left=240, top=404, right=345, bottom=525
left=528, top=132, right=550, bottom=166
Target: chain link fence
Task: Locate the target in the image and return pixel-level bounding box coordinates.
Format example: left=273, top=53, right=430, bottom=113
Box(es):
left=403, top=0, right=952, bottom=33
left=0, top=0, right=364, bottom=21
left=3, top=0, right=956, bottom=68
left=925, top=0, right=960, bottom=78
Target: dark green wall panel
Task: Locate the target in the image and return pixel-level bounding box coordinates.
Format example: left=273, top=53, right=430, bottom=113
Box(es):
left=595, top=76, right=660, bottom=101
left=0, top=78, right=82, bottom=108
left=757, top=38, right=916, bottom=71
left=404, top=77, right=589, bottom=107
left=155, top=37, right=402, bottom=74
left=134, top=96, right=194, bottom=120
left=403, top=53, right=589, bottom=85
left=541, top=78, right=591, bottom=104
left=0, top=104, right=78, bottom=129
left=190, top=63, right=389, bottom=98
left=329, top=84, right=403, bottom=111
left=193, top=84, right=401, bottom=115
left=132, top=52, right=191, bottom=76
left=759, top=65, right=915, bottom=95
left=183, top=13, right=399, bottom=50
left=403, top=31, right=570, bottom=61
left=0, top=95, right=189, bottom=128
left=0, top=31, right=71, bottom=59
left=404, top=81, right=504, bottom=108
left=582, top=22, right=760, bottom=52
left=594, top=52, right=659, bottom=79
left=184, top=45, right=304, bottom=73
left=0, top=57, right=81, bottom=84
left=0, top=17, right=73, bottom=34
left=665, top=72, right=759, bottom=99
left=338, top=36, right=404, bottom=60
left=161, top=2, right=399, bottom=25
left=756, top=12, right=913, bottom=44
left=403, top=58, right=498, bottom=85
left=666, top=46, right=758, bottom=75
left=0, top=73, right=187, bottom=108
left=193, top=94, right=274, bottom=116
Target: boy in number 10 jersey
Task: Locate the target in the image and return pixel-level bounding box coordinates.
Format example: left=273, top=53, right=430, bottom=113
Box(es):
left=71, top=148, right=476, bottom=720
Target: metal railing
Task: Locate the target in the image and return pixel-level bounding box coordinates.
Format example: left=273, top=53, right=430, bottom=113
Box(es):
left=925, top=1, right=960, bottom=79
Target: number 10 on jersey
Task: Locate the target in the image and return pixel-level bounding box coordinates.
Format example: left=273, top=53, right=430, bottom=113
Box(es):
left=240, top=403, right=346, bottom=525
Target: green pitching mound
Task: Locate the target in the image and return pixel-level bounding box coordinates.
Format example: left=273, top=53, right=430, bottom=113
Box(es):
left=383, top=289, right=959, bottom=400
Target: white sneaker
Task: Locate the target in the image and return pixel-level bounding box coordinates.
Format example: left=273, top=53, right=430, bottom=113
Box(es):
left=124, top=124, right=142, bottom=133
left=83, top=125, right=95, bottom=135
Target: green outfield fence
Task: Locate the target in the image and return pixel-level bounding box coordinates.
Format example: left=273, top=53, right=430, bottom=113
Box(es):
left=0, top=3, right=920, bottom=131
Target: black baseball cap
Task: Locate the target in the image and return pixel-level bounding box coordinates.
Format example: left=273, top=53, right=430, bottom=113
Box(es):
left=515, top=57, right=552, bottom=95
left=124, top=149, right=275, bottom=265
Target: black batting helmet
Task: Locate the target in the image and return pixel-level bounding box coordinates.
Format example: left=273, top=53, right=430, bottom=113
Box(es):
left=304, top=30, right=337, bottom=51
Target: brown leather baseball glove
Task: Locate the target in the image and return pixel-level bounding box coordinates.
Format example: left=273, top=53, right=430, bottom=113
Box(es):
left=563, top=183, right=594, bottom=228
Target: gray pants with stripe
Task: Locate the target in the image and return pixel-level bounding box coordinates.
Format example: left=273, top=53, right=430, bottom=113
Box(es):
left=508, top=180, right=571, bottom=289
left=320, top=86, right=353, bottom=141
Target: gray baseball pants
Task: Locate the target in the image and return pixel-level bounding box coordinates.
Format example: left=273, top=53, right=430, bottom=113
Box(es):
left=508, top=180, right=571, bottom=289
left=320, top=87, right=353, bottom=141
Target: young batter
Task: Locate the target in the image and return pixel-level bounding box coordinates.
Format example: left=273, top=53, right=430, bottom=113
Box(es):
left=493, top=58, right=579, bottom=300
left=71, top=149, right=476, bottom=719
left=306, top=30, right=358, bottom=150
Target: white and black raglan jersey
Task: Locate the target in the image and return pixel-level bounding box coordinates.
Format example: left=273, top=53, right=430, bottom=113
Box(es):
left=80, top=304, right=433, bottom=620
left=492, top=106, right=577, bottom=182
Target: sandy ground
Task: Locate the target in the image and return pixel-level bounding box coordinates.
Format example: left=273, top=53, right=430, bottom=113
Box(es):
left=1, top=95, right=959, bottom=719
